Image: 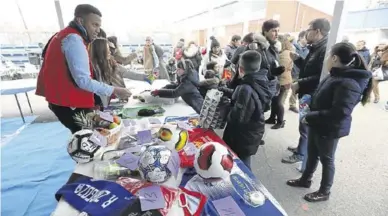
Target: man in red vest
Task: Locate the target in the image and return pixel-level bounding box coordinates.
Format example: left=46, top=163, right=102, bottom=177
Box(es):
left=36, top=4, right=132, bottom=134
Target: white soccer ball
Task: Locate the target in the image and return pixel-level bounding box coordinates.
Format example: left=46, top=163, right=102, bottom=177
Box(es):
left=194, top=142, right=234, bottom=180
left=67, top=129, right=101, bottom=163
left=138, top=145, right=173, bottom=183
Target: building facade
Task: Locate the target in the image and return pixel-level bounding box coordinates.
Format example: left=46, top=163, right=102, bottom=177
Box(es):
left=172, top=0, right=332, bottom=47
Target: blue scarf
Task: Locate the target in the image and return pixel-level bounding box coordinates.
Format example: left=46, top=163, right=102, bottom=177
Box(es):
left=55, top=177, right=136, bottom=216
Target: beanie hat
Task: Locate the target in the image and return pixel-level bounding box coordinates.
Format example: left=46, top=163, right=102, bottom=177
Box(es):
left=211, top=38, right=220, bottom=48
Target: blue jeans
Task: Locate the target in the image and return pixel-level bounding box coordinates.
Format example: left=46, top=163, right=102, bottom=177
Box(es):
left=297, top=117, right=309, bottom=171
left=239, top=155, right=252, bottom=170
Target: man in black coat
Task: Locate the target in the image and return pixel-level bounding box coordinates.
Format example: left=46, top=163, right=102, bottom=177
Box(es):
left=282, top=18, right=331, bottom=165
left=222, top=50, right=272, bottom=169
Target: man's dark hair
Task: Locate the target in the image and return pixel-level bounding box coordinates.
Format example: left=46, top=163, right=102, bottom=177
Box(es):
left=262, top=19, right=280, bottom=33
left=242, top=32, right=254, bottom=43
left=309, top=18, right=330, bottom=36
left=298, top=30, right=306, bottom=39
left=179, top=38, right=185, bottom=42
left=74, top=4, right=102, bottom=17
left=206, top=61, right=218, bottom=70
left=231, top=35, right=241, bottom=42
left=240, top=50, right=262, bottom=72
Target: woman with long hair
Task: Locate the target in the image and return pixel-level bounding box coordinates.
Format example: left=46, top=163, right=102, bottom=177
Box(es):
left=286, top=42, right=372, bottom=202
left=266, top=35, right=294, bottom=129
left=89, top=38, right=152, bottom=106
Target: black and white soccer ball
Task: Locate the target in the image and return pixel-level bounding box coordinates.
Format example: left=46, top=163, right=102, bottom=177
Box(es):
left=67, top=129, right=101, bottom=163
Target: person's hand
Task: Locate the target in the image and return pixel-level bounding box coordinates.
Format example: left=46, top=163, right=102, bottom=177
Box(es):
left=290, top=52, right=300, bottom=61
left=291, top=82, right=299, bottom=93
left=301, top=116, right=308, bottom=124
left=272, top=66, right=285, bottom=76
left=151, top=90, right=159, bottom=97
left=113, top=87, right=132, bottom=99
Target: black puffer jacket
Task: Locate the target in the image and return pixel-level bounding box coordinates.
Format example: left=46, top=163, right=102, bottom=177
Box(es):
left=305, top=67, right=371, bottom=138
left=157, top=69, right=203, bottom=114
left=296, top=36, right=328, bottom=97
left=223, top=70, right=271, bottom=157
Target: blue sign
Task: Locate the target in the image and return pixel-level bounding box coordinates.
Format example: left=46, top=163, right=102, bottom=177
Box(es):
left=230, top=174, right=266, bottom=207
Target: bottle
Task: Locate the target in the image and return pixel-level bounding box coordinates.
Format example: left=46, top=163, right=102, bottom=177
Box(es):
left=299, top=94, right=312, bottom=120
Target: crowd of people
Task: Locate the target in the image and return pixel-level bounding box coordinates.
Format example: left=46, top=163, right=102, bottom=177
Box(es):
left=35, top=3, right=386, bottom=204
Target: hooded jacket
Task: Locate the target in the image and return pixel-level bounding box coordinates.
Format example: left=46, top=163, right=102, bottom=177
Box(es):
left=156, top=63, right=203, bottom=114
left=183, top=44, right=202, bottom=71
left=305, top=67, right=371, bottom=138
left=223, top=69, right=271, bottom=157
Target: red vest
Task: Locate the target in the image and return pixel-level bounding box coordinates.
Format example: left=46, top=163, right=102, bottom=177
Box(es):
left=36, top=27, right=95, bottom=108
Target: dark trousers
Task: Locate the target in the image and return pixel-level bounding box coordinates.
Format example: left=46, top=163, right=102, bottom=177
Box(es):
left=269, top=86, right=288, bottom=122
left=48, top=103, right=93, bottom=134
left=301, top=129, right=339, bottom=194
left=239, top=155, right=252, bottom=170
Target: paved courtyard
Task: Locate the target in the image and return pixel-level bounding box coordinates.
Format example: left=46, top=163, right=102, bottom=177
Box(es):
left=1, top=78, right=388, bottom=216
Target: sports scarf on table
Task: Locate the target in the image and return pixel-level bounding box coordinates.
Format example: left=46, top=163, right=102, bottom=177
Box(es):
left=55, top=176, right=136, bottom=216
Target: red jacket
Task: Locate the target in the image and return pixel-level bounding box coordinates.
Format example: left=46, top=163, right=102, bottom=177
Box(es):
left=36, top=27, right=95, bottom=108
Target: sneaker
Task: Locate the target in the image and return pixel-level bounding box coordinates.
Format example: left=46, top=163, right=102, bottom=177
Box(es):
left=289, top=107, right=299, bottom=113
left=281, top=154, right=303, bottom=164
left=304, top=191, right=330, bottom=202
left=374, top=98, right=380, bottom=103
left=287, top=146, right=297, bottom=153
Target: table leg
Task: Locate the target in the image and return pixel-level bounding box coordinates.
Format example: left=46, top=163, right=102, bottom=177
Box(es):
left=15, top=94, right=25, bottom=123
left=25, top=92, right=33, bottom=114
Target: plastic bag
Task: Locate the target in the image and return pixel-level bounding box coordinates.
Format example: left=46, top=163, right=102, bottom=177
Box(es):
left=116, top=177, right=179, bottom=216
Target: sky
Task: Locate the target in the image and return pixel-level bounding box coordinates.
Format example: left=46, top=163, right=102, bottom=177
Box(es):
left=0, top=0, right=371, bottom=36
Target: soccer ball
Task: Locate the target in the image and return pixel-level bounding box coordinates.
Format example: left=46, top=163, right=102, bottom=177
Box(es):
left=157, top=124, right=188, bottom=152
left=194, top=142, right=234, bottom=180
left=67, top=129, right=101, bottom=163
left=138, top=145, right=173, bottom=183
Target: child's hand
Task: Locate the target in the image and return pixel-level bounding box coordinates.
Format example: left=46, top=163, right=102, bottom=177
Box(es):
left=151, top=90, right=159, bottom=97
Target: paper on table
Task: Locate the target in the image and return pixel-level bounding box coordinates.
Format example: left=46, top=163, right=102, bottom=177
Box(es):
left=88, top=130, right=108, bottom=147
left=183, top=142, right=198, bottom=156
left=138, top=185, right=165, bottom=211
left=116, top=152, right=140, bottom=171
left=99, top=111, right=114, bottom=122
left=177, top=121, right=193, bottom=131
left=212, top=196, right=246, bottom=216
left=166, top=150, right=180, bottom=178
left=137, top=130, right=153, bottom=144
left=123, top=119, right=136, bottom=127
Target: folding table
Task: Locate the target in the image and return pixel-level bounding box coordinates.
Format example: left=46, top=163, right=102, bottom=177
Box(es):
left=1, top=86, right=36, bottom=123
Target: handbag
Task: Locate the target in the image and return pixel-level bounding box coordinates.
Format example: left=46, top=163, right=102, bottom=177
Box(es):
left=373, top=66, right=388, bottom=81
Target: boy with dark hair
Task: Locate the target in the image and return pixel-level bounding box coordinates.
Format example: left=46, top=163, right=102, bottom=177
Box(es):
left=222, top=50, right=272, bottom=169
left=198, top=61, right=223, bottom=98
left=151, top=59, right=203, bottom=114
